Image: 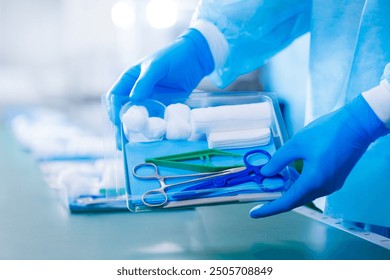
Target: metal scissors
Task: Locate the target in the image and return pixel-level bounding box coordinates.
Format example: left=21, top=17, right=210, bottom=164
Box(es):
left=172, top=149, right=288, bottom=200
left=132, top=162, right=245, bottom=207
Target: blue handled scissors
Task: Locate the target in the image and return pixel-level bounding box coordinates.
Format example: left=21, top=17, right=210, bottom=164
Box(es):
left=172, top=149, right=288, bottom=200
left=132, top=162, right=245, bottom=207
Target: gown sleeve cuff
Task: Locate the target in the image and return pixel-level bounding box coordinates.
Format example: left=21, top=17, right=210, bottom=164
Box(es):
left=190, top=19, right=228, bottom=76
left=362, top=79, right=390, bottom=129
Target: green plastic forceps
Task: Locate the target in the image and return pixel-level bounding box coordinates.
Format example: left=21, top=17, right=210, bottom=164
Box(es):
left=145, top=149, right=245, bottom=173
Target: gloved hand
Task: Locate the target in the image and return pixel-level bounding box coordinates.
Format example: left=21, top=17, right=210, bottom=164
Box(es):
left=106, top=28, right=214, bottom=128
left=250, top=94, right=390, bottom=218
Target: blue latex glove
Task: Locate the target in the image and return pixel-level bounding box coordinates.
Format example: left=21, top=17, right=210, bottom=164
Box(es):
left=250, top=94, right=390, bottom=218
left=106, top=28, right=214, bottom=128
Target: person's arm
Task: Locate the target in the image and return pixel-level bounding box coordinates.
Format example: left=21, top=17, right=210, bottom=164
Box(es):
left=106, top=0, right=311, bottom=147
left=105, top=28, right=214, bottom=148
left=250, top=63, right=390, bottom=218
left=191, top=0, right=312, bottom=87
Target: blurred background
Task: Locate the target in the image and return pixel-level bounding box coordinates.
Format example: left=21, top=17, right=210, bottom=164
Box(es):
left=0, top=0, right=197, bottom=104
left=0, top=0, right=309, bottom=135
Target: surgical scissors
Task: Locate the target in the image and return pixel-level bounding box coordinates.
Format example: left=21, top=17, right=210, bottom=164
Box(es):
left=132, top=162, right=245, bottom=207
left=133, top=149, right=288, bottom=207
left=173, top=149, right=288, bottom=200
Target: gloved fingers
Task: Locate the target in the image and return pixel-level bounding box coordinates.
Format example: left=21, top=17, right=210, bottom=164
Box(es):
left=106, top=66, right=141, bottom=125
left=130, top=61, right=166, bottom=100
left=109, top=66, right=140, bottom=97
left=261, top=141, right=301, bottom=177
left=249, top=173, right=313, bottom=218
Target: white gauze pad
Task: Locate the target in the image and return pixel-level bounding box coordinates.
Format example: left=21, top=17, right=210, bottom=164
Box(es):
left=190, top=102, right=272, bottom=133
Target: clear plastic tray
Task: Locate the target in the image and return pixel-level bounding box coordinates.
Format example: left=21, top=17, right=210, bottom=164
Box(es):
left=117, top=91, right=294, bottom=212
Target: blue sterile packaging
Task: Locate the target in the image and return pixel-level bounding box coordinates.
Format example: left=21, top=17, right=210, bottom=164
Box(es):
left=114, top=91, right=296, bottom=212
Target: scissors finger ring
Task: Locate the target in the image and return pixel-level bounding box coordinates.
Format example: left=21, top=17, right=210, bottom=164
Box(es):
left=141, top=189, right=168, bottom=207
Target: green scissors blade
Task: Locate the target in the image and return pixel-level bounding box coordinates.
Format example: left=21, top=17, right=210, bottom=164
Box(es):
left=145, top=149, right=244, bottom=172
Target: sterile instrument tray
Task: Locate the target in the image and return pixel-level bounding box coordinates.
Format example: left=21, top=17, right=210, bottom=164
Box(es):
left=117, top=91, right=295, bottom=212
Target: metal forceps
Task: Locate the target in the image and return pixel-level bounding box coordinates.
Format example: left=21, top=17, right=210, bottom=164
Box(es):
left=132, top=162, right=244, bottom=207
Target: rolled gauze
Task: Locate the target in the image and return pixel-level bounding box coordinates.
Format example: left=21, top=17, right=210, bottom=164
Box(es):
left=190, top=102, right=272, bottom=133
left=207, top=128, right=271, bottom=149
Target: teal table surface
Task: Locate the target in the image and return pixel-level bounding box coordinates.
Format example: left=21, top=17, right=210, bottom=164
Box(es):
left=0, top=125, right=389, bottom=260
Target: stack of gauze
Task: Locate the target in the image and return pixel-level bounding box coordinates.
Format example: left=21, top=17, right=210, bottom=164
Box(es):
left=190, top=102, right=272, bottom=149
left=121, top=105, right=166, bottom=142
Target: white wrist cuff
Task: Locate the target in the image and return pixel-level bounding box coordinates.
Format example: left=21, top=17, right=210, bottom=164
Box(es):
left=190, top=19, right=228, bottom=73
left=362, top=79, right=390, bottom=129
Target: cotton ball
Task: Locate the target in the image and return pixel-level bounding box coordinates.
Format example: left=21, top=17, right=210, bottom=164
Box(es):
left=143, top=117, right=167, bottom=140
left=164, top=103, right=191, bottom=122
left=57, top=169, right=100, bottom=197
left=130, top=105, right=149, bottom=117
left=121, top=105, right=149, bottom=132
left=166, top=119, right=192, bottom=140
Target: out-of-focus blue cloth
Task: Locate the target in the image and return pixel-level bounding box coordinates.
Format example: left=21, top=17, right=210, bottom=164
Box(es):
left=382, top=63, right=390, bottom=83
left=311, top=0, right=390, bottom=228
left=308, top=0, right=390, bottom=120
left=194, top=0, right=311, bottom=88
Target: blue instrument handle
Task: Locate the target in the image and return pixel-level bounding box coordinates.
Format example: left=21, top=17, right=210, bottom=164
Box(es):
left=172, top=149, right=289, bottom=200
left=173, top=149, right=268, bottom=193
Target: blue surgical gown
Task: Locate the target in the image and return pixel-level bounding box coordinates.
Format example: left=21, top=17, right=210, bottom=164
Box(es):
left=194, top=0, right=390, bottom=228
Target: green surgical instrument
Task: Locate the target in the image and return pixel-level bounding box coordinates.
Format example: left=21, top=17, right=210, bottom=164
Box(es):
left=145, top=148, right=245, bottom=172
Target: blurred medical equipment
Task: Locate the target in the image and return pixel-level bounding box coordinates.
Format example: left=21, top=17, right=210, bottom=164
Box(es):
left=58, top=158, right=128, bottom=212
left=134, top=149, right=288, bottom=207
left=4, top=104, right=130, bottom=212
left=9, top=108, right=105, bottom=161
left=75, top=194, right=127, bottom=206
